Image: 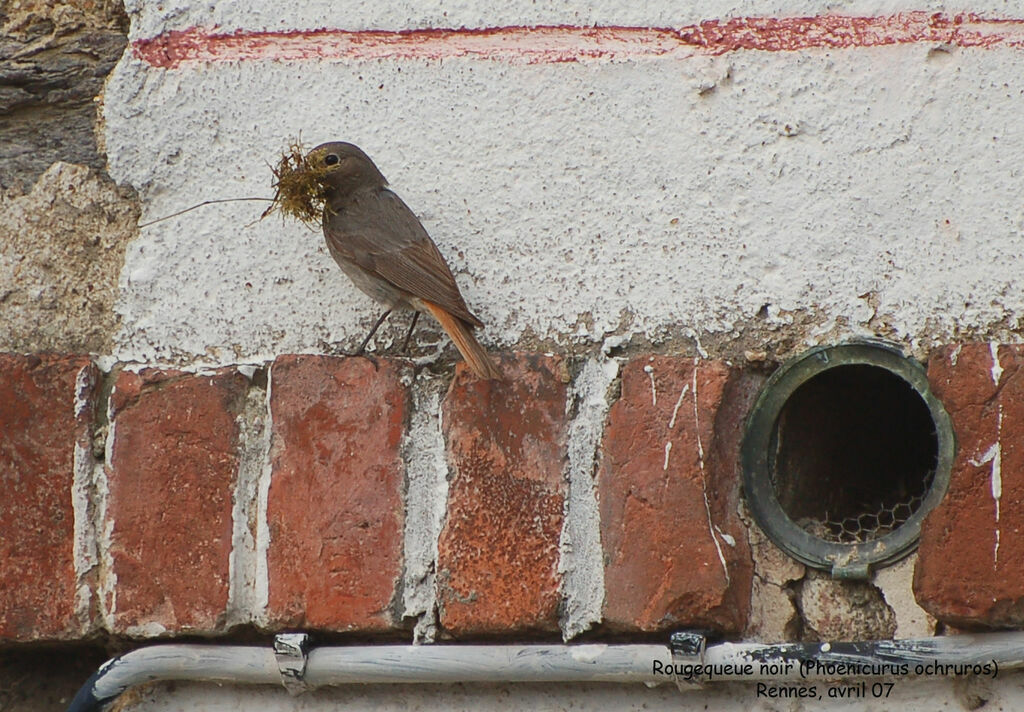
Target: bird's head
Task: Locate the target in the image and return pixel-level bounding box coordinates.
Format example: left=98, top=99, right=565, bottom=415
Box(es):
left=308, top=141, right=388, bottom=203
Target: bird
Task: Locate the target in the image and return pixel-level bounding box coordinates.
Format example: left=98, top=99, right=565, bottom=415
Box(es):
left=307, top=141, right=502, bottom=380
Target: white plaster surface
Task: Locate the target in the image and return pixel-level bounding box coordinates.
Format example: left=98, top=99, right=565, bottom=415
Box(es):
left=105, top=1, right=1024, bottom=366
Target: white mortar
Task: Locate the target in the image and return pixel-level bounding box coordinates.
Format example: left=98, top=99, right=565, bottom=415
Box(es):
left=399, top=375, right=450, bottom=644
left=559, top=355, right=619, bottom=640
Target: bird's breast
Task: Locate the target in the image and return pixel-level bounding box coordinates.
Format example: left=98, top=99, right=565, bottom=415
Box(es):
left=328, top=245, right=409, bottom=310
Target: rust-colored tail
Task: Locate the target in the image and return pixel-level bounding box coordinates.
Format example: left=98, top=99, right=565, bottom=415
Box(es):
left=422, top=301, right=503, bottom=380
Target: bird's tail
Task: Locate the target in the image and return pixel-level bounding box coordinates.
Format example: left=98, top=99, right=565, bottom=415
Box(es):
left=422, top=300, right=503, bottom=380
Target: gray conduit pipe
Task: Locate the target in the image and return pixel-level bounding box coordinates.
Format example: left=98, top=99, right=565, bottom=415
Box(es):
left=67, top=631, right=1024, bottom=711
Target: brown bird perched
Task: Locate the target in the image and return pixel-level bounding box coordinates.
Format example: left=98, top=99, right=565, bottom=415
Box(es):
left=298, top=142, right=501, bottom=380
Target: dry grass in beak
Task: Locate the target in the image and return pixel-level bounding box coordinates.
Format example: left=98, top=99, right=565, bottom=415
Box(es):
left=261, top=142, right=331, bottom=227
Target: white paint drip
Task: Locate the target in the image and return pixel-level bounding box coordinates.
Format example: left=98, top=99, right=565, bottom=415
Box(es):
left=692, top=359, right=729, bottom=585
left=663, top=383, right=690, bottom=471
left=643, top=363, right=657, bottom=406
left=668, top=383, right=690, bottom=430
left=714, top=525, right=736, bottom=548
left=949, top=343, right=962, bottom=367
left=401, top=377, right=450, bottom=645
left=688, top=327, right=709, bottom=360
left=968, top=404, right=1003, bottom=567
left=559, top=356, right=618, bottom=641
left=990, top=342, right=1003, bottom=386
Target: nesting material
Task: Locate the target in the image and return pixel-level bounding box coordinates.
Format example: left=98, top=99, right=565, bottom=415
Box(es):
left=262, top=142, right=330, bottom=227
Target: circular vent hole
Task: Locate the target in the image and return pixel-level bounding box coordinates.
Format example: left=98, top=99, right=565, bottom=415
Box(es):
left=741, top=341, right=954, bottom=578
left=770, top=365, right=938, bottom=544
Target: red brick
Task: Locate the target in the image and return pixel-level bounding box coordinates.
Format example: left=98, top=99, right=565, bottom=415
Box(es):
left=916, top=344, right=1024, bottom=626
left=266, top=356, right=408, bottom=631
left=106, top=368, right=246, bottom=634
left=0, top=354, right=96, bottom=641
left=600, top=356, right=752, bottom=633
left=438, top=353, right=568, bottom=636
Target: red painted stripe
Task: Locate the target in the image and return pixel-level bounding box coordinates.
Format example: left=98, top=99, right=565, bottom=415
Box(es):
left=134, top=12, right=1024, bottom=69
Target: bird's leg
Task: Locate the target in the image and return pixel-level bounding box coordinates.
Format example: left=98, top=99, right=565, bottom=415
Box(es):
left=400, top=312, right=421, bottom=353
left=355, top=309, right=392, bottom=356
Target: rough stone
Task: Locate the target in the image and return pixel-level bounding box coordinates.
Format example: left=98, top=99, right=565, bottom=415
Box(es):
left=0, top=353, right=96, bottom=641
left=799, top=572, right=896, bottom=641
left=106, top=367, right=247, bottom=635
left=0, top=162, right=138, bottom=353
left=599, top=356, right=752, bottom=633
left=916, top=344, right=1024, bottom=627
left=0, top=0, right=128, bottom=189
left=266, top=355, right=408, bottom=632
left=438, top=354, right=568, bottom=636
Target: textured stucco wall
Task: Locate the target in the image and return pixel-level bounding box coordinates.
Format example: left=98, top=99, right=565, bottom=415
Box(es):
left=103, top=1, right=1024, bottom=368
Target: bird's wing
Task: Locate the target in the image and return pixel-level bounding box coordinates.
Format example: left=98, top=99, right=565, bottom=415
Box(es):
left=324, top=188, right=483, bottom=327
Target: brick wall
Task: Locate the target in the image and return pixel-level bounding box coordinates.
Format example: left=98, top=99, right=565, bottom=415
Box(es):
left=3, top=345, right=1021, bottom=643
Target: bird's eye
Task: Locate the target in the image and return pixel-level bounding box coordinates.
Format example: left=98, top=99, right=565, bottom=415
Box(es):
left=324, top=154, right=340, bottom=166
